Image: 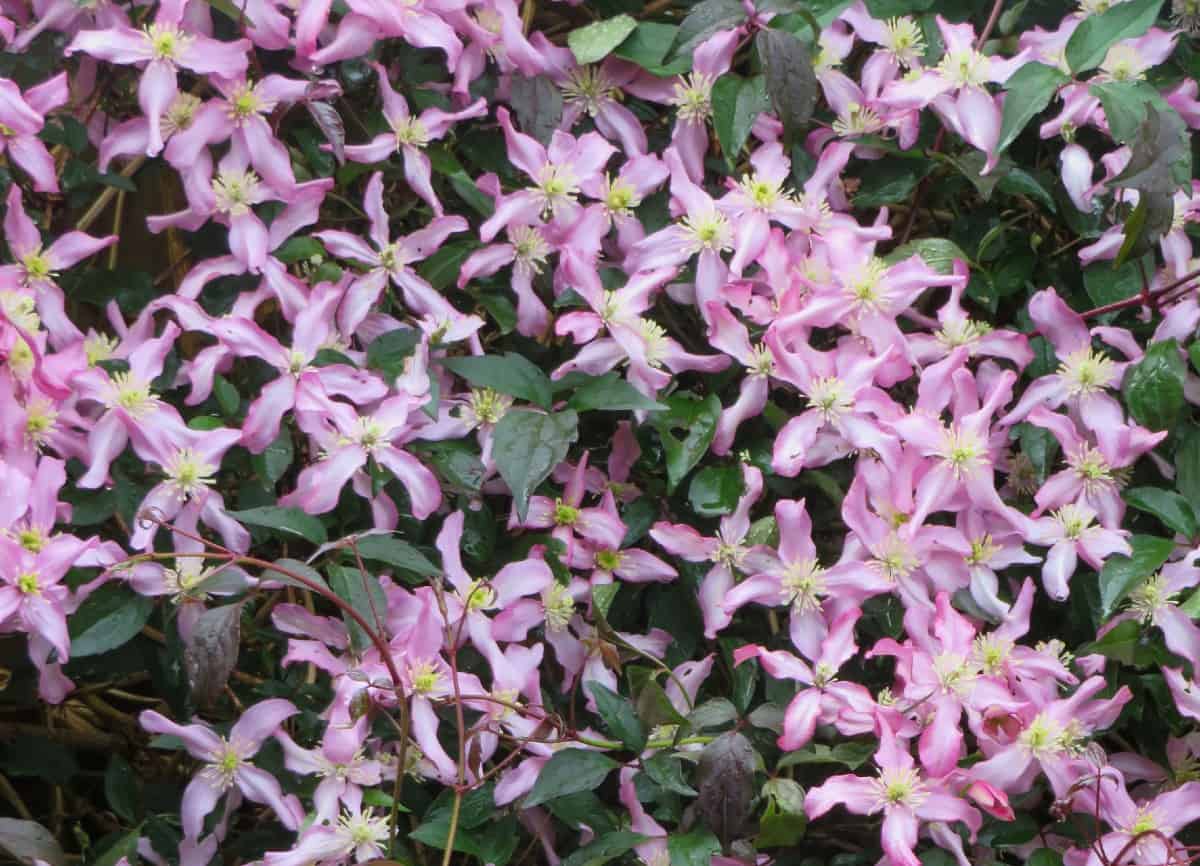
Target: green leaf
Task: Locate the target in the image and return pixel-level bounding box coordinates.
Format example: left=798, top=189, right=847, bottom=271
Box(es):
left=229, top=505, right=328, bottom=544
left=1090, top=80, right=1161, bottom=142
left=440, top=353, right=553, bottom=409
left=1124, top=487, right=1199, bottom=539
left=668, top=828, right=722, bottom=866
left=853, top=158, right=933, bottom=209
left=756, top=778, right=807, bottom=848
left=756, top=28, right=817, bottom=140
left=366, top=328, right=421, bottom=381
left=1030, top=849, right=1065, bottom=866
left=1098, top=534, right=1176, bottom=618
left=568, top=14, right=638, bottom=65
left=712, top=75, right=770, bottom=167
left=412, top=440, right=486, bottom=494
left=523, top=749, right=620, bottom=807
left=1084, top=255, right=1147, bottom=307
left=884, top=238, right=968, bottom=275
left=273, top=236, right=324, bottom=264
left=565, top=371, right=666, bottom=412
left=419, top=240, right=480, bottom=291
left=668, top=0, right=747, bottom=62
left=587, top=681, right=647, bottom=751
left=560, top=831, right=647, bottom=866
left=686, top=697, right=739, bottom=731
left=996, top=168, right=1057, bottom=212
left=1123, top=339, right=1187, bottom=431
left=1081, top=619, right=1144, bottom=664
left=1066, top=0, right=1162, bottom=73
left=261, top=558, right=328, bottom=591
left=328, top=564, right=388, bottom=655
left=613, top=22, right=690, bottom=76
left=642, top=752, right=697, bottom=796
left=350, top=533, right=441, bottom=577
left=1176, top=426, right=1200, bottom=506
left=652, top=392, right=722, bottom=492
left=777, top=741, right=876, bottom=770
left=509, top=74, right=564, bottom=146
left=252, top=428, right=294, bottom=485
left=688, top=464, right=745, bottom=517
left=104, top=756, right=141, bottom=823
left=69, top=584, right=154, bottom=658
left=493, top=409, right=580, bottom=521
left=997, top=62, right=1069, bottom=153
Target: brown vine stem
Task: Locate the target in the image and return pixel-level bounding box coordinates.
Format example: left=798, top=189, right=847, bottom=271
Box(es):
left=75, top=156, right=146, bottom=233
left=1079, top=263, right=1200, bottom=319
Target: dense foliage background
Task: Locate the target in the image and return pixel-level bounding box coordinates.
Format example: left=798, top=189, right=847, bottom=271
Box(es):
left=1, top=0, right=1200, bottom=865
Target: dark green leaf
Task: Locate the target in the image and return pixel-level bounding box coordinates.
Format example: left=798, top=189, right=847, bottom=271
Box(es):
left=566, top=372, right=666, bottom=412
left=652, top=392, right=722, bottom=492
left=756, top=28, right=817, bottom=139
left=712, top=74, right=770, bottom=166
left=613, top=22, right=691, bottom=75
left=69, top=584, right=154, bottom=658
left=561, top=831, right=647, bottom=866
left=1098, top=534, right=1175, bottom=618
left=1084, top=255, right=1147, bottom=307
left=523, top=749, right=620, bottom=807
left=688, top=464, right=744, bottom=516
left=686, top=697, right=739, bottom=731
left=440, top=353, right=553, bottom=409
left=587, top=681, right=647, bottom=751
left=1090, top=80, right=1160, bottom=142
left=568, top=15, right=638, bottom=65
left=252, top=429, right=295, bottom=485
left=777, top=741, right=876, bottom=770
left=328, top=564, right=389, bottom=655
left=1123, top=339, right=1186, bottom=431
left=419, top=240, right=480, bottom=291
left=853, top=158, right=932, bottom=208
left=643, top=753, right=697, bottom=796
left=366, top=328, right=421, bottom=381
left=1176, top=426, right=1200, bottom=506
left=493, top=409, right=580, bottom=521
left=668, top=0, right=747, bottom=62
left=756, top=778, right=807, bottom=848
left=668, top=828, right=722, bottom=866
left=998, top=62, right=1069, bottom=153
left=229, top=506, right=328, bottom=544
left=273, top=236, right=324, bottom=264
left=105, top=755, right=141, bottom=823
left=884, top=237, right=968, bottom=274
left=694, top=731, right=757, bottom=846
left=509, top=74, right=564, bottom=146
left=1066, top=0, right=1162, bottom=73
left=413, top=440, right=486, bottom=493
left=260, top=558, right=328, bottom=591
left=1124, top=487, right=1199, bottom=538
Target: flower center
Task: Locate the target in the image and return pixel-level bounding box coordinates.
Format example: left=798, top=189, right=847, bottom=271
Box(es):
left=967, top=534, right=1000, bottom=566
left=1101, top=44, right=1146, bottom=81
left=391, top=115, right=430, bottom=148
left=16, top=572, right=40, bottom=595
left=25, top=401, right=58, bottom=446
left=353, top=417, right=387, bottom=452
left=162, top=93, right=202, bottom=135
left=553, top=499, right=580, bottom=527
left=972, top=634, right=1012, bottom=674
left=511, top=225, right=550, bottom=272
left=780, top=559, right=827, bottom=613
left=933, top=652, right=979, bottom=694
left=711, top=531, right=746, bottom=568
left=594, top=549, right=623, bottom=573
left=21, top=250, right=55, bottom=284
left=1, top=292, right=39, bottom=332
left=15, top=527, right=46, bottom=552
left=936, top=318, right=992, bottom=350
left=871, top=534, right=917, bottom=581
left=603, top=177, right=639, bottom=218
left=873, top=767, right=927, bottom=809
left=671, top=73, right=714, bottom=122
left=165, top=448, right=218, bottom=499
left=468, top=388, right=510, bottom=426
left=1128, top=573, right=1176, bottom=622
left=1053, top=503, right=1093, bottom=540
left=211, top=169, right=263, bottom=217
left=738, top=173, right=787, bottom=211
left=807, top=376, right=853, bottom=422
left=680, top=211, right=733, bottom=254
left=938, top=426, right=988, bottom=477
left=939, top=49, right=990, bottom=88
left=884, top=17, right=925, bottom=67
left=144, top=23, right=191, bottom=61
left=535, top=164, right=580, bottom=217
left=337, top=809, right=389, bottom=849
left=202, top=742, right=243, bottom=790
left=832, top=102, right=885, bottom=138
left=542, top=583, right=575, bottom=632
left=107, top=371, right=158, bottom=417
left=1069, top=445, right=1115, bottom=492
left=845, top=257, right=890, bottom=312
left=637, top=319, right=670, bottom=368
left=561, top=66, right=620, bottom=116
left=461, top=578, right=496, bottom=611
left=409, top=659, right=442, bottom=694
left=227, top=83, right=263, bottom=121
left=1058, top=346, right=1118, bottom=397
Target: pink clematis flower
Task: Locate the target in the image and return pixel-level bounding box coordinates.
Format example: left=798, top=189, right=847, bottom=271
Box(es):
left=345, top=63, right=487, bottom=216
left=315, top=171, right=468, bottom=333
left=1, top=185, right=117, bottom=346
left=281, top=388, right=441, bottom=520
left=139, top=700, right=304, bottom=839
left=650, top=463, right=764, bottom=639
left=1028, top=501, right=1131, bottom=600
left=66, top=0, right=250, bottom=156
left=478, top=108, right=615, bottom=243
left=0, top=73, right=70, bottom=192
left=805, top=717, right=984, bottom=866
left=736, top=608, right=878, bottom=749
